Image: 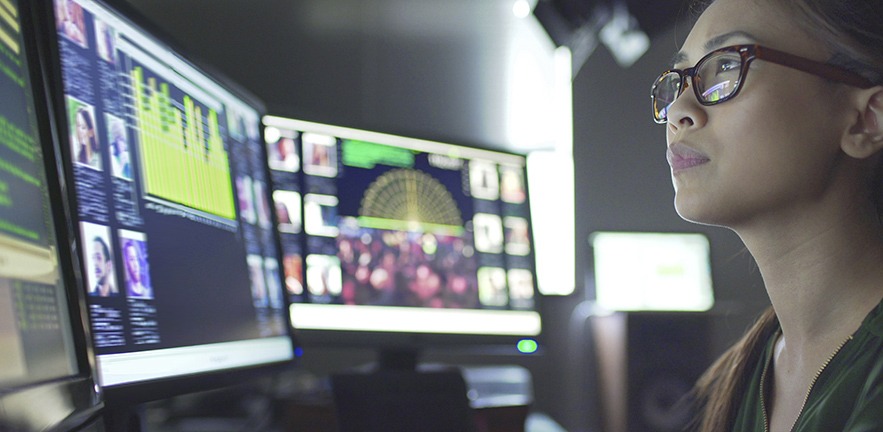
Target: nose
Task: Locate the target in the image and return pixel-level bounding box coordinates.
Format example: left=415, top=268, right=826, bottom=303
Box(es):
left=666, top=79, right=706, bottom=134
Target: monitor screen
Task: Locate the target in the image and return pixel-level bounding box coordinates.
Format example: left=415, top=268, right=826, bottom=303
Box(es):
left=590, top=231, right=714, bottom=312
left=263, top=116, right=541, bottom=354
left=0, top=0, right=100, bottom=429
left=39, top=0, right=294, bottom=397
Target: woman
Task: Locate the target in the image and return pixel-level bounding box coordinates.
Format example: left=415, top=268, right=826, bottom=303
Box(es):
left=123, top=240, right=151, bottom=299
left=75, top=107, right=100, bottom=169
left=110, top=120, right=130, bottom=178
left=650, top=0, right=883, bottom=430
left=57, top=0, right=85, bottom=45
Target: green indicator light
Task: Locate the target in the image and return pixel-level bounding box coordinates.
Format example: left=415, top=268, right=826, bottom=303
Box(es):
left=516, top=339, right=538, bottom=354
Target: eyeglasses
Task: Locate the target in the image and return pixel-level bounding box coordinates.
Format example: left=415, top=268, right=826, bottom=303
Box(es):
left=651, top=44, right=875, bottom=124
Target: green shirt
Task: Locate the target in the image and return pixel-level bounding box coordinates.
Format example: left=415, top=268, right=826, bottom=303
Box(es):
left=733, top=301, right=883, bottom=431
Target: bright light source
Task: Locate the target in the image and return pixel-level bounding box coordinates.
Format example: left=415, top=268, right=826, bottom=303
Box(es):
left=522, top=47, right=574, bottom=297
left=527, top=151, right=575, bottom=296
left=590, top=232, right=715, bottom=312
left=598, top=5, right=649, bottom=68
left=264, top=126, right=281, bottom=144
left=512, top=0, right=531, bottom=18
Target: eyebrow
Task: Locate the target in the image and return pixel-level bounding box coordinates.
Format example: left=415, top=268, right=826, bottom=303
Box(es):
left=669, top=30, right=758, bottom=67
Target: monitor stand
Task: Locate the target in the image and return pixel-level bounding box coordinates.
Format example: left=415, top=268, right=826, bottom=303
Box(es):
left=376, top=346, right=421, bottom=371
left=330, top=348, right=475, bottom=432
left=102, top=404, right=146, bottom=432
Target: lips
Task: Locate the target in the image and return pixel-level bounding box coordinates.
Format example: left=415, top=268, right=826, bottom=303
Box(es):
left=666, top=142, right=710, bottom=171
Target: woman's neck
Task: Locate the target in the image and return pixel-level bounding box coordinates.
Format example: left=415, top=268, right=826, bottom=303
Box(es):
left=737, top=205, right=883, bottom=347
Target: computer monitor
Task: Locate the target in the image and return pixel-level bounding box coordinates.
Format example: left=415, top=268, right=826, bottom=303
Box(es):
left=589, top=231, right=715, bottom=312
left=32, top=0, right=296, bottom=406
left=0, top=0, right=102, bottom=430
left=263, top=116, right=542, bottom=368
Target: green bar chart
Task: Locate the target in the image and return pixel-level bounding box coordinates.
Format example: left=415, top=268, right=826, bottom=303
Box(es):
left=131, top=66, right=235, bottom=220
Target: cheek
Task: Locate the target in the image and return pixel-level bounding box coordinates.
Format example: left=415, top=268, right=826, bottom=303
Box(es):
left=674, top=112, right=841, bottom=225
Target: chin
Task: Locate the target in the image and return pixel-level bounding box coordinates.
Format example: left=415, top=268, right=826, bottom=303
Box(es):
left=674, top=197, right=730, bottom=228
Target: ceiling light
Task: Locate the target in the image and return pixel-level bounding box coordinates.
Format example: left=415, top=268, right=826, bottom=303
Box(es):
left=512, top=0, right=532, bottom=18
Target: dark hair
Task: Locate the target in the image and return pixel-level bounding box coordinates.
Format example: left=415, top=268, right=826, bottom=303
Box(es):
left=123, top=240, right=141, bottom=277
left=690, top=307, right=778, bottom=431
left=686, top=1, right=883, bottom=431
left=688, top=0, right=883, bottom=82
left=93, top=236, right=110, bottom=261
left=76, top=107, right=98, bottom=151
left=791, top=1, right=883, bottom=85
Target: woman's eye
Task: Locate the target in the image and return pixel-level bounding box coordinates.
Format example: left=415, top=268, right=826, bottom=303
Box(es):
left=715, top=59, right=740, bottom=73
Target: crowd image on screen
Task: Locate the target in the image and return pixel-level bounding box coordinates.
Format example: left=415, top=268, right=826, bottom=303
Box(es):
left=336, top=227, right=480, bottom=309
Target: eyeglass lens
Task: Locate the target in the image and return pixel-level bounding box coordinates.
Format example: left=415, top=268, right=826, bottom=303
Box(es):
left=653, top=50, right=744, bottom=122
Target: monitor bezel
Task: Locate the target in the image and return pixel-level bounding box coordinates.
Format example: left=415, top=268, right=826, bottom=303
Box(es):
left=0, top=0, right=103, bottom=429
left=29, top=0, right=299, bottom=406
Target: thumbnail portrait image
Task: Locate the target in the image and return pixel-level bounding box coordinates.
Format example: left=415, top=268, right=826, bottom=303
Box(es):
left=469, top=160, right=500, bottom=201
left=55, top=0, right=87, bottom=48
left=508, top=268, right=535, bottom=309
left=253, top=180, right=272, bottom=229
left=264, top=258, right=284, bottom=309
left=273, top=190, right=302, bottom=234
left=477, top=267, right=507, bottom=307
left=81, top=222, right=117, bottom=297
left=305, top=254, right=342, bottom=301
left=473, top=213, right=504, bottom=254
left=236, top=175, right=257, bottom=225
left=304, top=194, right=339, bottom=237
left=302, top=133, right=337, bottom=177
left=267, top=136, right=300, bottom=173
left=94, top=18, right=117, bottom=64
left=247, top=254, right=267, bottom=307
left=500, top=165, right=526, bottom=204
left=227, top=106, right=259, bottom=143
left=68, top=98, right=102, bottom=171
left=282, top=253, right=304, bottom=296
left=106, top=113, right=131, bottom=180
left=119, top=230, right=153, bottom=299
left=504, top=216, right=531, bottom=256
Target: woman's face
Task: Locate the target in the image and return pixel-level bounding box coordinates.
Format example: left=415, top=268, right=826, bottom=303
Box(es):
left=125, top=244, right=141, bottom=282
left=665, top=0, right=856, bottom=228
left=76, top=111, right=93, bottom=146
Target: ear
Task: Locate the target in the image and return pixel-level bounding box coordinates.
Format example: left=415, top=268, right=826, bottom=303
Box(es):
left=843, top=89, right=883, bottom=159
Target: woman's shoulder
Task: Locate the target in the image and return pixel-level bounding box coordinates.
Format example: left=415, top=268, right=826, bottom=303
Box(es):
left=864, top=297, right=883, bottom=339
left=831, top=299, right=883, bottom=430
left=791, top=308, right=883, bottom=431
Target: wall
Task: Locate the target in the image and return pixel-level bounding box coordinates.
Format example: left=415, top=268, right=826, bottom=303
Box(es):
left=118, top=0, right=561, bottom=154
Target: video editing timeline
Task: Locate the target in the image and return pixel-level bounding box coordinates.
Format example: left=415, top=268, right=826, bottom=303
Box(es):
left=53, top=0, right=291, bottom=387
left=263, top=116, right=541, bottom=336
left=0, top=0, right=77, bottom=387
